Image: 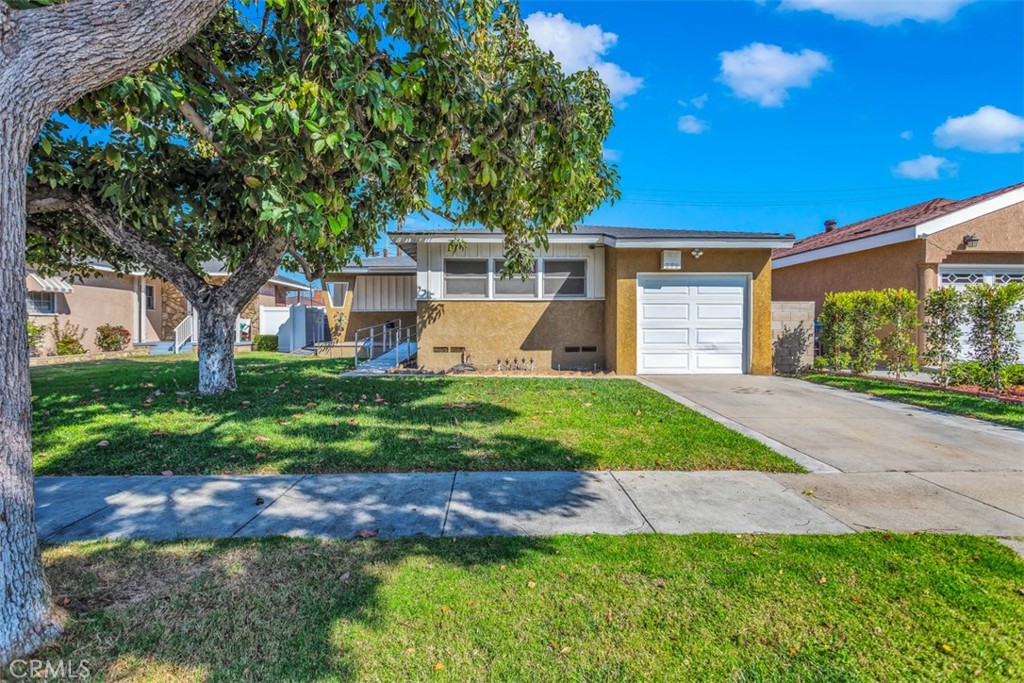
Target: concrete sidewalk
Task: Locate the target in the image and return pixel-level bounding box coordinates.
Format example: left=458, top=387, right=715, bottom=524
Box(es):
left=35, top=467, right=1024, bottom=544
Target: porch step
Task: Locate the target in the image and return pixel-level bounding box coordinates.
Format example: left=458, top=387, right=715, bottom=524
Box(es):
left=143, top=341, right=192, bottom=355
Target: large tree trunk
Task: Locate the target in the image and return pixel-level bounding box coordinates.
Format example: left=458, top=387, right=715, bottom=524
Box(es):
left=195, top=301, right=242, bottom=394
left=0, top=108, right=61, bottom=669
left=0, top=0, right=225, bottom=664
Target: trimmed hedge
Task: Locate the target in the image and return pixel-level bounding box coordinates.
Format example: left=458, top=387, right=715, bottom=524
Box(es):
left=253, top=334, right=279, bottom=352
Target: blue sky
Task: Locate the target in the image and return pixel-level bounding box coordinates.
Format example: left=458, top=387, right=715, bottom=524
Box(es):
left=488, top=0, right=1023, bottom=240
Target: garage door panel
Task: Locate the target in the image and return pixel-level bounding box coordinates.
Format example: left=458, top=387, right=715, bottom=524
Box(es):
left=642, top=303, right=690, bottom=320
left=695, top=353, right=744, bottom=371
left=696, top=303, right=744, bottom=320
left=643, top=353, right=691, bottom=370
left=695, top=328, right=743, bottom=346
left=642, top=328, right=690, bottom=345
left=637, top=274, right=748, bottom=375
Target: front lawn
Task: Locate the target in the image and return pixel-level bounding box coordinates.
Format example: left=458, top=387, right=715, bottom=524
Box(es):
left=35, top=534, right=1024, bottom=682
left=802, top=373, right=1024, bottom=429
left=31, top=354, right=800, bottom=475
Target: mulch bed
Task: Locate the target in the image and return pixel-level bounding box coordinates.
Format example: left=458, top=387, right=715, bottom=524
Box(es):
left=815, top=370, right=1024, bottom=405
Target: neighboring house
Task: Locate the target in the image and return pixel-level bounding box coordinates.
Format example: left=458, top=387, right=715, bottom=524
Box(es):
left=772, top=181, right=1024, bottom=349
left=325, top=226, right=794, bottom=374
left=26, top=260, right=309, bottom=354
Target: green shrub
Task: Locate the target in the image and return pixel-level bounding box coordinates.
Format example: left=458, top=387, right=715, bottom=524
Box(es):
left=947, top=361, right=988, bottom=387
left=880, top=288, right=919, bottom=379
left=94, top=324, right=132, bottom=352
left=818, top=292, right=854, bottom=370
left=50, top=318, right=86, bottom=356
left=1001, top=364, right=1024, bottom=387
left=964, top=282, right=1024, bottom=391
left=922, top=287, right=967, bottom=386
left=26, top=320, right=46, bottom=357
left=848, top=290, right=886, bottom=375
left=253, top=334, right=279, bottom=352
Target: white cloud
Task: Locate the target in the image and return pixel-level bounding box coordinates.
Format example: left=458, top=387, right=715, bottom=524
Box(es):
left=933, top=106, right=1024, bottom=153
left=690, top=93, right=708, bottom=109
left=893, top=154, right=957, bottom=180
left=900, top=130, right=913, bottom=140
left=779, top=0, right=977, bottom=26
left=602, top=147, right=621, bottom=162
left=677, top=115, right=709, bottom=135
left=718, top=43, right=831, bottom=107
left=524, top=12, right=643, bottom=106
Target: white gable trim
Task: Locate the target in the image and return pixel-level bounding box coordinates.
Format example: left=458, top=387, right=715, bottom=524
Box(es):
left=774, top=186, right=1024, bottom=270
left=913, top=186, right=1024, bottom=237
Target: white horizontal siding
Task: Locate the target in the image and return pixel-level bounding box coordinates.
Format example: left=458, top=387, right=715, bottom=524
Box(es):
left=417, top=241, right=605, bottom=300
left=352, top=275, right=416, bottom=312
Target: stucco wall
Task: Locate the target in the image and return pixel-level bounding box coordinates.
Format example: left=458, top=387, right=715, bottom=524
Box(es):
left=772, top=239, right=925, bottom=317
left=604, top=247, right=775, bottom=375
left=27, top=273, right=162, bottom=353
left=416, top=299, right=605, bottom=371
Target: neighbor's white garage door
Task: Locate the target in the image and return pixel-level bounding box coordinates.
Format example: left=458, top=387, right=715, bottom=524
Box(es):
left=939, top=267, right=1024, bottom=355
left=636, top=274, right=748, bottom=374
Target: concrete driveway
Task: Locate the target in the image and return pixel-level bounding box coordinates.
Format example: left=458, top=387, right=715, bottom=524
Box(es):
left=643, top=375, right=1024, bottom=536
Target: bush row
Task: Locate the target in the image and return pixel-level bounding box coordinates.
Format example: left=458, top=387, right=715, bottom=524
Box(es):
left=27, top=319, right=133, bottom=356
left=816, top=282, right=1024, bottom=391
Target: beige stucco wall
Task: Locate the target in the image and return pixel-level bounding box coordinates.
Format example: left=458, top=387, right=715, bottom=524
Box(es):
left=603, top=247, right=775, bottom=375
left=416, top=299, right=605, bottom=371
left=27, top=273, right=162, bottom=353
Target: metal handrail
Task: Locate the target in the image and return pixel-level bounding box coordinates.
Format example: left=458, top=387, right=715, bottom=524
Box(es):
left=353, top=318, right=416, bottom=367
left=173, top=315, right=194, bottom=354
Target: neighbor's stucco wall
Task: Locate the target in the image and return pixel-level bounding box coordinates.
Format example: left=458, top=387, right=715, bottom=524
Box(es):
left=772, top=239, right=925, bottom=317
left=604, top=247, right=774, bottom=375
left=416, top=299, right=605, bottom=371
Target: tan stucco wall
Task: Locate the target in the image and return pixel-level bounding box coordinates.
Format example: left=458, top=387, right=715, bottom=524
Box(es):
left=416, top=299, right=605, bottom=371
left=27, top=273, right=162, bottom=353
left=923, top=202, right=1024, bottom=262
left=604, top=247, right=775, bottom=375
left=772, top=240, right=925, bottom=316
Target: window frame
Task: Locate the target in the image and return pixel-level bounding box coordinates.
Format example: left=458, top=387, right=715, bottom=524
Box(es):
left=27, top=291, right=56, bottom=315
left=442, top=258, right=490, bottom=299
left=542, top=258, right=588, bottom=299
left=492, top=259, right=539, bottom=299
left=145, top=284, right=156, bottom=311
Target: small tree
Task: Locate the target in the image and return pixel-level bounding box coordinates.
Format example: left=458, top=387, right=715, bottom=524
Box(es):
left=964, top=282, right=1024, bottom=392
left=848, top=290, right=886, bottom=375
left=880, top=288, right=919, bottom=380
left=922, top=287, right=967, bottom=386
left=818, top=291, right=853, bottom=370
left=50, top=319, right=87, bottom=356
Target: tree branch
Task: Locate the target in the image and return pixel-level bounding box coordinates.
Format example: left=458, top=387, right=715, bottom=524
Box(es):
left=288, top=248, right=324, bottom=282
left=217, top=235, right=291, bottom=308
left=181, top=44, right=249, bottom=102
left=177, top=99, right=223, bottom=153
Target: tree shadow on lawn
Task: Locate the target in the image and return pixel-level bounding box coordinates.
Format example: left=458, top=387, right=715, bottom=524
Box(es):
left=32, top=359, right=604, bottom=475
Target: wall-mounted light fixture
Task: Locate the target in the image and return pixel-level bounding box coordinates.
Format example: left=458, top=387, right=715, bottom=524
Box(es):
left=962, top=234, right=980, bottom=248
left=691, top=248, right=704, bottom=259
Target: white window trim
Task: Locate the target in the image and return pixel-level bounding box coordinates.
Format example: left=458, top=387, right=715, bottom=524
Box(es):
left=493, top=258, right=538, bottom=299
left=441, top=257, right=592, bottom=301
left=542, top=258, right=588, bottom=299
left=442, top=258, right=490, bottom=299
left=938, top=265, right=1024, bottom=287
left=27, top=291, right=56, bottom=315
left=145, top=284, right=156, bottom=310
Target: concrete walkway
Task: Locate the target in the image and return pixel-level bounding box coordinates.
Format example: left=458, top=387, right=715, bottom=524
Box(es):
left=644, top=375, right=1024, bottom=537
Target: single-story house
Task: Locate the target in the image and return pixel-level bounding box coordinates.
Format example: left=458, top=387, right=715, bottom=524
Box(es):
left=26, top=259, right=309, bottom=354
left=772, top=181, right=1024, bottom=349
left=324, top=226, right=795, bottom=374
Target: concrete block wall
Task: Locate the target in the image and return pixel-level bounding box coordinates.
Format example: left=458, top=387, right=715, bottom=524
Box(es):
left=771, top=301, right=815, bottom=374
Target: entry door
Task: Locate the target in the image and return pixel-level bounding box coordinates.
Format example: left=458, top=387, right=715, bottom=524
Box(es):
left=636, top=274, right=748, bottom=374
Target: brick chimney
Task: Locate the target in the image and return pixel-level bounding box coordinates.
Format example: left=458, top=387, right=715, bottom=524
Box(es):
left=383, top=246, right=389, bottom=257
left=824, top=219, right=837, bottom=233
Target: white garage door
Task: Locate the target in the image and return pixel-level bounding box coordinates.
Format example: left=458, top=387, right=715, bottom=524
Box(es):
left=939, top=267, right=1024, bottom=356
left=637, top=274, right=748, bottom=374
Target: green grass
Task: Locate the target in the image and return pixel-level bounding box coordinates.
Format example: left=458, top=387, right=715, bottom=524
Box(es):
left=801, top=373, right=1024, bottom=429
left=34, top=534, right=1024, bottom=682
left=30, top=353, right=800, bottom=475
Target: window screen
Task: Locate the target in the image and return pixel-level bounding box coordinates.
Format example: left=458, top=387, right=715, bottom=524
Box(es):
left=543, top=260, right=586, bottom=297
left=444, top=259, right=488, bottom=297
left=493, top=260, right=537, bottom=297
left=27, top=291, right=55, bottom=315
